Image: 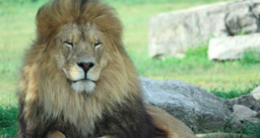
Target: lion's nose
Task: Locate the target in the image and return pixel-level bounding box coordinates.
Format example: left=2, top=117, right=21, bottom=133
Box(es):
left=77, top=62, right=94, bottom=73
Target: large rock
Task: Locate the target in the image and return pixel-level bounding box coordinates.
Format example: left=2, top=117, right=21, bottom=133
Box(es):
left=148, top=0, right=260, bottom=58
left=225, top=1, right=260, bottom=35
left=140, top=77, right=245, bottom=133
left=208, top=33, right=260, bottom=60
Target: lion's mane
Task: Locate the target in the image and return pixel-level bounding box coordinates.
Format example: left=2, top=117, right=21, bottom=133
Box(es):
left=18, top=0, right=142, bottom=137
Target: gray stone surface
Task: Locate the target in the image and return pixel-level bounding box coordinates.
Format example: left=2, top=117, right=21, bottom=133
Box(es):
left=208, top=33, right=260, bottom=60
left=148, top=0, right=260, bottom=58
left=227, top=94, right=260, bottom=111
left=251, top=86, right=260, bottom=103
left=225, top=1, right=260, bottom=35
left=232, top=104, right=260, bottom=124
left=233, top=104, right=257, bottom=120
left=140, top=77, right=245, bottom=133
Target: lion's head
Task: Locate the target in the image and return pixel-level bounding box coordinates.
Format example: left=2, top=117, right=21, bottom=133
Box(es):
left=34, top=0, right=138, bottom=94
left=19, top=0, right=141, bottom=134
left=19, top=0, right=152, bottom=136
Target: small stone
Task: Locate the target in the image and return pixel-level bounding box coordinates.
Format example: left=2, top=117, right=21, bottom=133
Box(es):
left=251, top=86, right=260, bottom=103
left=233, top=104, right=257, bottom=120
left=245, top=117, right=260, bottom=124
left=228, top=94, right=260, bottom=111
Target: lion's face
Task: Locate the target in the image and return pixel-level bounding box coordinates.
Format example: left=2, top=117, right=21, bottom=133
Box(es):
left=55, top=23, right=107, bottom=93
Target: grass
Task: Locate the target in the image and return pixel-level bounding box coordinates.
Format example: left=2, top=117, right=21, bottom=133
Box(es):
left=202, top=121, right=260, bottom=138
left=130, top=45, right=259, bottom=92
left=211, top=83, right=259, bottom=99
left=0, top=106, right=17, bottom=138
left=0, top=0, right=259, bottom=137
left=241, top=49, right=260, bottom=65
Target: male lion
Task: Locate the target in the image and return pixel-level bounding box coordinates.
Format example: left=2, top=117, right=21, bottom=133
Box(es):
left=18, top=0, right=196, bottom=138
left=18, top=0, right=158, bottom=137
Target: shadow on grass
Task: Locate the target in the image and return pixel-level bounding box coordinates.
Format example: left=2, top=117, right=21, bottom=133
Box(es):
left=0, top=105, right=17, bottom=138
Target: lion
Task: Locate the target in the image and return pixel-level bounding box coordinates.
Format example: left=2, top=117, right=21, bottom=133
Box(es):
left=18, top=0, right=156, bottom=137
left=18, top=0, right=195, bottom=138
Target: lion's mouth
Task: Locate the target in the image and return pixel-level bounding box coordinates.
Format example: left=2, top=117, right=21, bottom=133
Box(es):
left=71, top=79, right=97, bottom=93
left=72, top=79, right=96, bottom=83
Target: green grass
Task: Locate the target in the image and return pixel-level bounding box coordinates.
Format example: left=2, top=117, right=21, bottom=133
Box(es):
left=203, top=121, right=260, bottom=138
left=0, top=0, right=259, bottom=137
left=211, top=80, right=259, bottom=99
left=0, top=106, right=18, bottom=138
left=130, top=45, right=259, bottom=92
left=241, top=49, right=260, bottom=65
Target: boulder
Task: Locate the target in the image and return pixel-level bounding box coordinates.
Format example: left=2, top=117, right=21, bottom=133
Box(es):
left=148, top=0, right=260, bottom=58
left=140, top=77, right=245, bottom=133
left=251, top=86, right=260, bottom=103
left=208, top=33, right=260, bottom=60
left=225, top=1, right=260, bottom=35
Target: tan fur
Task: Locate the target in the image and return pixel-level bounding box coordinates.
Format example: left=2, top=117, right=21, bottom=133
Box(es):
left=19, top=0, right=140, bottom=136
left=146, top=106, right=196, bottom=138
left=47, top=131, right=66, bottom=138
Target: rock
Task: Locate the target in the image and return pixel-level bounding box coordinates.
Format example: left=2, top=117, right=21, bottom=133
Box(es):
left=245, top=117, right=260, bottom=124
left=251, top=86, right=260, bottom=103
left=225, top=1, right=260, bottom=35
left=148, top=0, right=260, bottom=58
left=233, top=104, right=257, bottom=120
left=208, top=33, right=260, bottom=61
left=140, top=77, right=244, bottom=133
left=256, top=112, right=260, bottom=118
left=227, top=94, right=260, bottom=111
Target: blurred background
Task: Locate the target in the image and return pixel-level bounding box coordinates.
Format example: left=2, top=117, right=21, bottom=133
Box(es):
left=0, top=0, right=259, bottom=137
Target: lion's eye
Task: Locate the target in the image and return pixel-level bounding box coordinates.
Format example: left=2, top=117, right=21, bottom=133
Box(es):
left=64, top=41, right=73, bottom=47
left=94, top=41, right=102, bottom=48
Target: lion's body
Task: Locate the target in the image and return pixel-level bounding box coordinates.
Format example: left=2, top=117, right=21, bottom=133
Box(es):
left=46, top=106, right=197, bottom=138
left=18, top=0, right=156, bottom=137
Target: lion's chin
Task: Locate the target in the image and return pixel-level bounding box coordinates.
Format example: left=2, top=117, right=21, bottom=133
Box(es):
left=71, top=80, right=96, bottom=94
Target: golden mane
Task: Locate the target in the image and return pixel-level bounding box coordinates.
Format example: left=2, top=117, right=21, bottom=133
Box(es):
left=36, top=0, right=122, bottom=44
left=19, top=0, right=141, bottom=136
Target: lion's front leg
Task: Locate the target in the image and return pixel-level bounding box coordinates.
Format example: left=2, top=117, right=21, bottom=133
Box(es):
left=47, top=131, right=66, bottom=138
left=98, top=136, right=116, bottom=138
left=47, top=130, right=117, bottom=138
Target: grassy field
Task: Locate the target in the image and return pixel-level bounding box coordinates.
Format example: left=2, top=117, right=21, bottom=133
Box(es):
left=0, top=0, right=260, bottom=137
